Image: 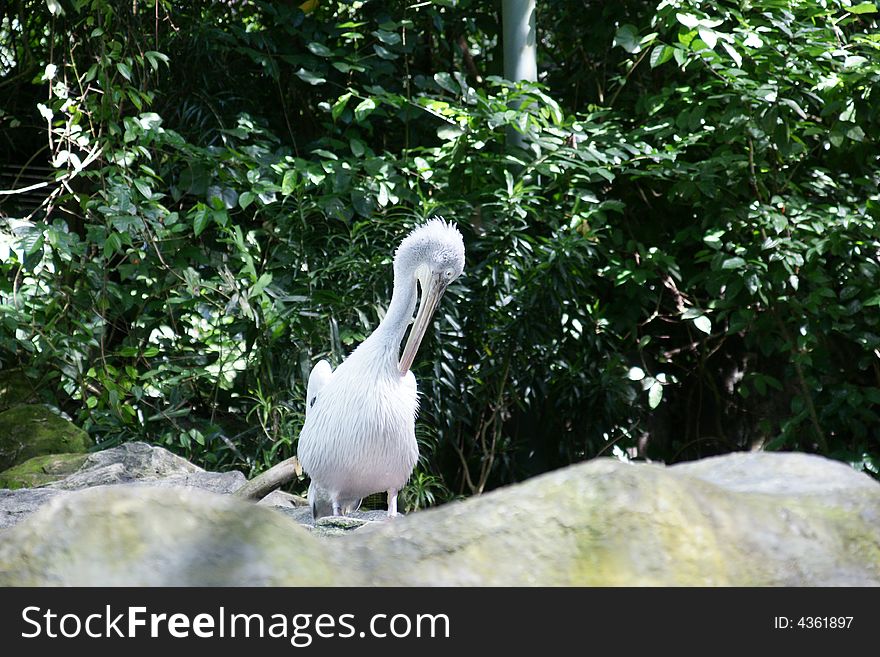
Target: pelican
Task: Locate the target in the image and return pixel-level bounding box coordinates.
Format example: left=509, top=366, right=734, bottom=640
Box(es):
left=297, top=218, right=465, bottom=519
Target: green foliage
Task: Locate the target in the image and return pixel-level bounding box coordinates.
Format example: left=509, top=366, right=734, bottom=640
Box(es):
left=1, top=0, right=878, bottom=510
left=605, top=0, right=880, bottom=474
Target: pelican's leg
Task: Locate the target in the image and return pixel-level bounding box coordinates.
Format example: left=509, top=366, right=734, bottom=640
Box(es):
left=332, top=501, right=342, bottom=516
left=387, top=489, right=399, bottom=517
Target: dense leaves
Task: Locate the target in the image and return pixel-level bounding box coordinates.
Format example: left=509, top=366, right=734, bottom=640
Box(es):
left=1, top=0, right=878, bottom=507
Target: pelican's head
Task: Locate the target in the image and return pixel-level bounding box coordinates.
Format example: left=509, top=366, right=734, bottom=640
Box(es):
left=395, top=217, right=465, bottom=374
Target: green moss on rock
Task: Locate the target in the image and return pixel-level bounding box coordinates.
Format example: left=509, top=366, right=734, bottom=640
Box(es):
left=0, top=405, right=91, bottom=471
left=0, top=451, right=877, bottom=585
left=0, top=486, right=355, bottom=586
left=0, top=453, right=89, bottom=490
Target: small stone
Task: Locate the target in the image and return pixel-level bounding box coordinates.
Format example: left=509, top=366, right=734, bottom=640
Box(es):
left=258, top=489, right=308, bottom=508
left=318, top=515, right=369, bottom=529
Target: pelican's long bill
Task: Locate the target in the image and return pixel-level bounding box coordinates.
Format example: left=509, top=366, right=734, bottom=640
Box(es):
left=398, top=273, right=448, bottom=374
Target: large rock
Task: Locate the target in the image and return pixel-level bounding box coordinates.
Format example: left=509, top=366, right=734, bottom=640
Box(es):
left=0, top=440, right=381, bottom=535
left=46, top=440, right=246, bottom=492
left=0, top=442, right=245, bottom=529
left=0, top=450, right=877, bottom=585
left=0, top=404, right=91, bottom=470
left=0, top=486, right=353, bottom=586
left=351, top=453, right=880, bottom=586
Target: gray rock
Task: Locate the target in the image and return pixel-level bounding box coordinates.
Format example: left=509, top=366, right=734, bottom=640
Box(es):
left=0, top=442, right=246, bottom=529
left=257, top=489, right=308, bottom=508
left=0, top=487, right=61, bottom=530
left=267, top=501, right=389, bottom=536
left=1, top=450, right=877, bottom=585
left=48, top=441, right=246, bottom=493
left=0, top=486, right=354, bottom=586
left=348, top=454, right=880, bottom=586
left=313, top=511, right=389, bottom=537
left=671, top=451, right=878, bottom=496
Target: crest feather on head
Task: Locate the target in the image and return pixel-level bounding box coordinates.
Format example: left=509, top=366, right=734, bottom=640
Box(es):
left=395, top=217, right=465, bottom=271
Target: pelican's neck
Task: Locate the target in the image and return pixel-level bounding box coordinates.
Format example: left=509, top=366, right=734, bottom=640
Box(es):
left=365, top=266, right=418, bottom=368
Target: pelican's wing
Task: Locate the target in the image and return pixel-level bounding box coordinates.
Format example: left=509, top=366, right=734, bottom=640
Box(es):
left=305, top=359, right=333, bottom=417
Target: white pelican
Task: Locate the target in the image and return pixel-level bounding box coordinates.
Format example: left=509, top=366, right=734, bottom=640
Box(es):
left=297, top=218, right=465, bottom=518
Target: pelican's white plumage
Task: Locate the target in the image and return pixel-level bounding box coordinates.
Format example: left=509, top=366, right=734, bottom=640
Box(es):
left=297, top=218, right=465, bottom=518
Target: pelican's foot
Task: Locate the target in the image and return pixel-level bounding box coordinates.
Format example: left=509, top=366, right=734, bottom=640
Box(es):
left=387, top=488, right=399, bottom=518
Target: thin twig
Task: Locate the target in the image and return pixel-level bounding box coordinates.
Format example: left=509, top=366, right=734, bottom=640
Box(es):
left=450, top=425, right=478, bottom=493
left=607, top=47, right=650, bottom=108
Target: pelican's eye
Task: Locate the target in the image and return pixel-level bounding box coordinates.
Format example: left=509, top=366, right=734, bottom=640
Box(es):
left=445, top=269, right=454, bottom=279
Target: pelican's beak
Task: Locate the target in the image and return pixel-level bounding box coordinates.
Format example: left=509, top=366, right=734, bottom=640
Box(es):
left=399, top=272, right=448, bottom=375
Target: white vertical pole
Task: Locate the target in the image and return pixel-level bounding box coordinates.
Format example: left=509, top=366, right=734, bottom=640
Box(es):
left=503, top=0, right=537, bottom=83
left=502, top=0, right=537, bottom=150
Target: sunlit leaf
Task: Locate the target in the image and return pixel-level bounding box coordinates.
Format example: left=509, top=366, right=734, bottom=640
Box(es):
left=134, top=179, right=152, bottom=199
left=282, top=170, right=298, bottom=195
left=332, top=92, right=352, bottom=121
left=692, top=315, right=712, bottom=335
left=239, top=191, right=255, bottom=210
left=650, top=45, right=673, bottom=68
left=295, top=68, right=325, bottom=85
left=648, top=381, right=664, bottom=408
left=354, top=97, right=376, bottom=121
left=722, top=257, right=746, bottom=270
left=697, top=27, right=717, bottom=50
left=627, top=367, right=645, bottom=381
left=847, top=2, right=877, bottom=13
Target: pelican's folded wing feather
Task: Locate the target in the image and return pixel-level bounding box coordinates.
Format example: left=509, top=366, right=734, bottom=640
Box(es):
left=305, top=359, right=333, bottom=417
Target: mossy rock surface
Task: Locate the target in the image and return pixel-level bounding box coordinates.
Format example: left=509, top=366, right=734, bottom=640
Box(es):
left=0, top=451, right=878, bottom=585
left=348, top=453, right=880, bottom=585
left=0, top=453, right=89, bottom=490
left=0, top=405, right=91, bottom=471
left=0, top=443, right=245, bottom=530
left=0, top=486, right=354, bottom=586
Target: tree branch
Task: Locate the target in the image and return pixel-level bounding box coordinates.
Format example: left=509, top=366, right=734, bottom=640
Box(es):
left=233, top=456, right=301, bottom=501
